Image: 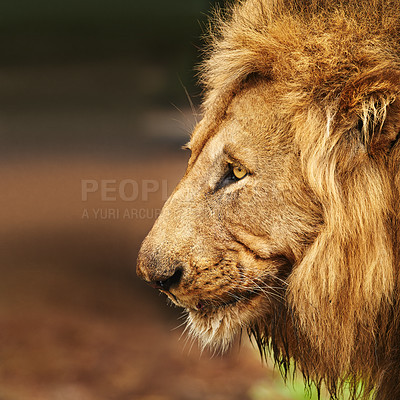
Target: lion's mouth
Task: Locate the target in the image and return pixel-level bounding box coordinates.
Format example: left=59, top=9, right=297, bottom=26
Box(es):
left=192, top=289, right=262, bottom=313
left=161, top=285, right=263, bottom=315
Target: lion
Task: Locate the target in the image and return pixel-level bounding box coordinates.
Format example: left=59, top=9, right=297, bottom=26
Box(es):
left=136, top=0, right=400, bottom=398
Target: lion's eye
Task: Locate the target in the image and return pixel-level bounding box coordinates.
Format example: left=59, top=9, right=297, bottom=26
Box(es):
left=216, top=164, right=249, bottom=191
left=232, top=166, right=247, bottom=180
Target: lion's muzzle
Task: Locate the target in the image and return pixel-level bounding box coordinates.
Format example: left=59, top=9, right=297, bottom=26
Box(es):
left=136, top=241, right=184, bottom=293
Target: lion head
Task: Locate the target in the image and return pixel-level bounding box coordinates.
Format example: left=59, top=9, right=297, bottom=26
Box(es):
left=137, top=0, right=400, bottom=398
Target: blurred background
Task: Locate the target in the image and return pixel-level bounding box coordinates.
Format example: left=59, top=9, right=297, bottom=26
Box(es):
left=0, top=1, right=321, bottom=399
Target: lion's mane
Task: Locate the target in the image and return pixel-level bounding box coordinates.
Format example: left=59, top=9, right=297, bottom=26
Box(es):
left=200, top=1, right=400, bottom=398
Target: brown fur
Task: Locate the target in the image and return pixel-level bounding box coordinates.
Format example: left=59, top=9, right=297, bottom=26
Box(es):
left=137, top=1, right=400, bottom=398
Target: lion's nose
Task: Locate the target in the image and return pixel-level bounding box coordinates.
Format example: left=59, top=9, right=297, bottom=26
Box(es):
left=136, top=250, right=184, bottom=292
left=147, top=267, right=183, bottom=291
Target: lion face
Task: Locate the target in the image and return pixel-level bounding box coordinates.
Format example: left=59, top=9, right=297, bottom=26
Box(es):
left=136, top=0, right=400, bottom=397
left=137, top=80, right=321, bottom=350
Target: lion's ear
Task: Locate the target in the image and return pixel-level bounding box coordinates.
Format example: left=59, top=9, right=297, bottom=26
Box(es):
left=338, top=67, right=400, bottom=155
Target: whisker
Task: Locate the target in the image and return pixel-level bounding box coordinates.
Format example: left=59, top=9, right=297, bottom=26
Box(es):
left=177, top=75, right=199, bottom=124
left=172, top=319, right=188, bottom=332
left=170, top=103, right=196, bottom=136
left=235, top=274, right=287, bottom=302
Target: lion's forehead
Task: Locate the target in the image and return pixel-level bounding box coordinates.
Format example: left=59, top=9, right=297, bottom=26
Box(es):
left=189, top=82, right=285, bottom=169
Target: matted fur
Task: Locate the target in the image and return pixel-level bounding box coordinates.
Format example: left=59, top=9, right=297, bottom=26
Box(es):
left=137, top=1, right=400, bottom=399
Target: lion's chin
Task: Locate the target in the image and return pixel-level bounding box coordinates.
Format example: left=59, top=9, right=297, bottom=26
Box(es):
left=185, top=294, right=268, bottom=353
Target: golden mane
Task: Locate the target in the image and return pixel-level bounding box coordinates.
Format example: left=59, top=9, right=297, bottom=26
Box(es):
left=201, top=0, right=400, bottom=102
left=200, top=0, right=400, bottom=398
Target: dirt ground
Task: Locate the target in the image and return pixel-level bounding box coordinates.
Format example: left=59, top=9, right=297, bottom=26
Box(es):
left=0, top=153, right=301, bottom=400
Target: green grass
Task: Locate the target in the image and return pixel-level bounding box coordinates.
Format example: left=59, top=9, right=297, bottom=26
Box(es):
left=248, top=371, right=369, bottom=400
left=249, top=375, right=324, bottom=400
